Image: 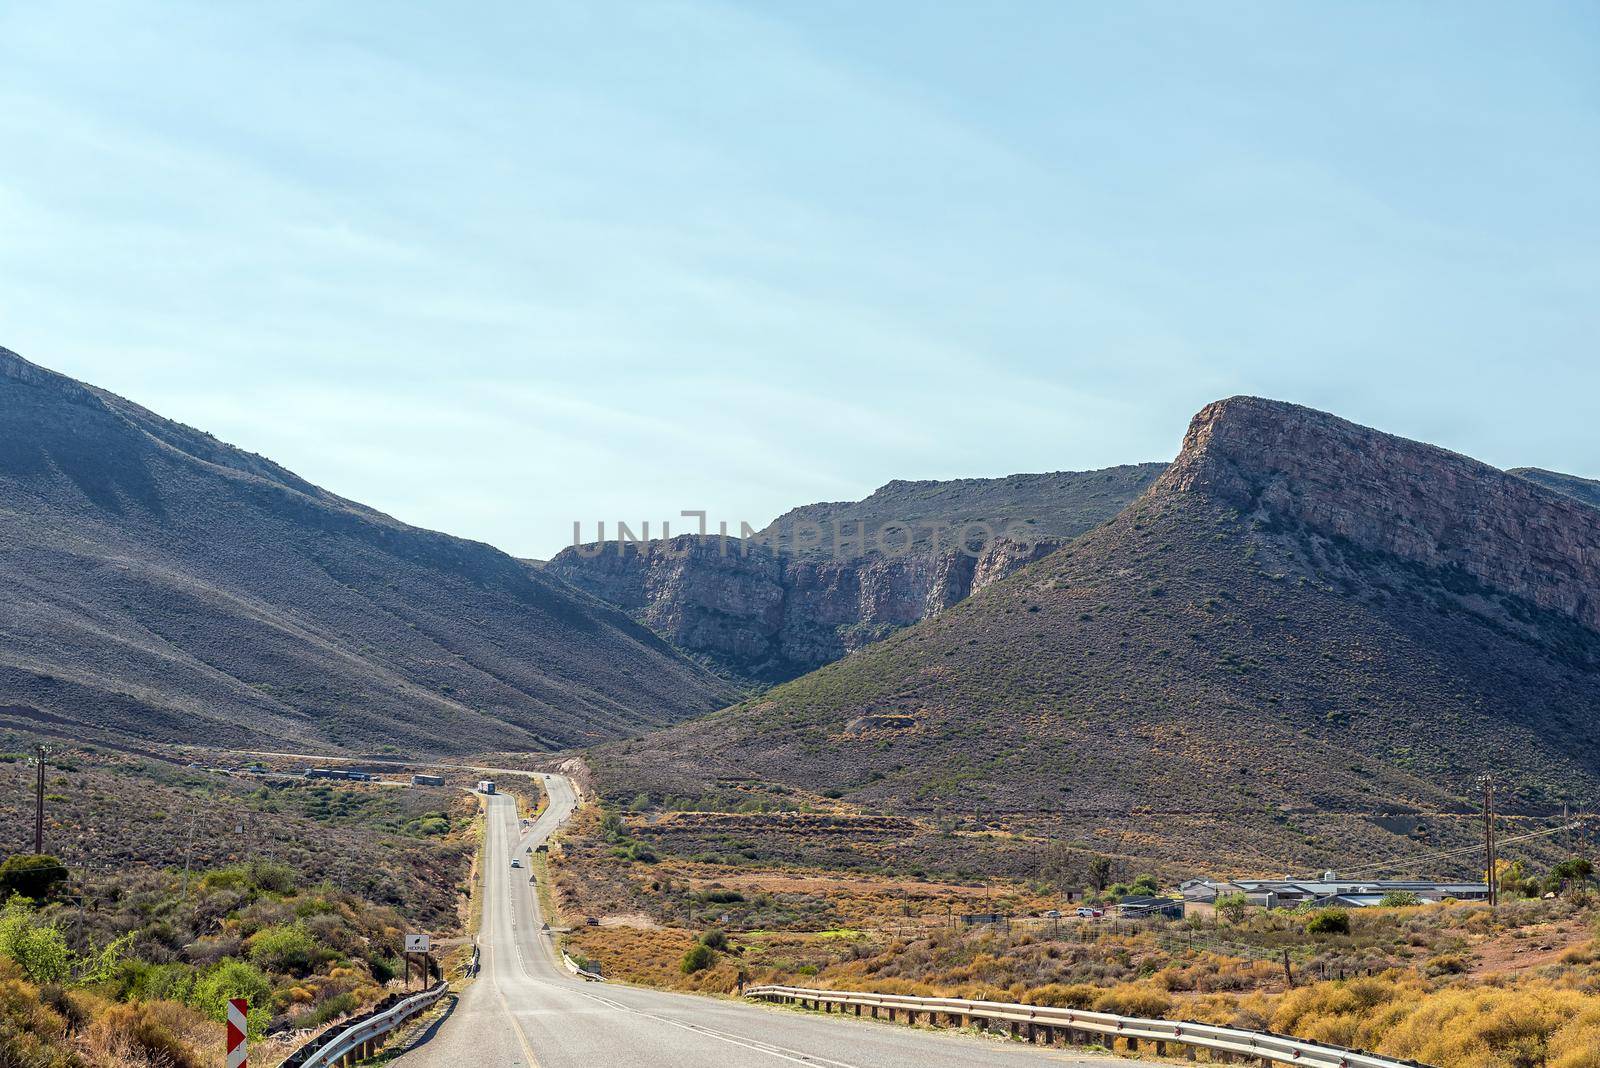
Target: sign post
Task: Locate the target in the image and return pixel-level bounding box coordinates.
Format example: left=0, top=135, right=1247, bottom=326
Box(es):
left=404, top=933, right=431, bottom=991
left=226, top=998, right=248, bottom=1068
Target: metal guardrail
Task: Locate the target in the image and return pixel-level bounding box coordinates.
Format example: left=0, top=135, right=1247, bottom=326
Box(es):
left=745, top=985, right=1435, bottom=1068
left=563, top=951, right=605, bottom=982
left=284, top=982, right=449, bottom=1068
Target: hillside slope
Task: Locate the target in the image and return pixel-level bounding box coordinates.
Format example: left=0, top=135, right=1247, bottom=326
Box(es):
left=547, top=464, right=1163, bottom=682
left=0, top=346, right=731, bottom=753
left=594, top=398, right=1600, bottom=873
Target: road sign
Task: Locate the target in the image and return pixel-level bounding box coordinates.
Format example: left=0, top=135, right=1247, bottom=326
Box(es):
left=226, top=998, right=248, bottom=1068
left=405, top=933, right=431, bottom=954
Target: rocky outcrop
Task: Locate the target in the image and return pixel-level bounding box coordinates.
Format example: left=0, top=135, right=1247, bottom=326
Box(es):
left=546, top=466, right=1164, bottom=683
left=1157, top=396, right=1600, bottom=631
left=548, top=534, right=1064, bottom=682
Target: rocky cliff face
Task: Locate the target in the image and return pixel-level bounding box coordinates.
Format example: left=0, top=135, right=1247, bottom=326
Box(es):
left=1157, top=396, right=1600, bottom=631
left=547, top=532, right=1063, bottom=682
left=546, top=465, right=1160, bottom=682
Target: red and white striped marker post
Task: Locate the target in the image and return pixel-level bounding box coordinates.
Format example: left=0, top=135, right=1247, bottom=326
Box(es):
left=226, top=998, right=248, bottom=1068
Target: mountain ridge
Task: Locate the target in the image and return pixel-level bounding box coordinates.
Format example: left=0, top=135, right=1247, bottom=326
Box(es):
left=0, top=346, right=733, bottom=753
left=591, top=396, right=1600, bottom=874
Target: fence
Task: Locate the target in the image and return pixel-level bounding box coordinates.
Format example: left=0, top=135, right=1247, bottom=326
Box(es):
left=745, top=985, right=1435, bottom=1068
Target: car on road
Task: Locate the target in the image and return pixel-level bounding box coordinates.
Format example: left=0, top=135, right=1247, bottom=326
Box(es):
left=1075, top=906, right=1105, bottom=918
left=584, top=916, right=599, bottom=927
left=511, top=859, right=522, bottom=868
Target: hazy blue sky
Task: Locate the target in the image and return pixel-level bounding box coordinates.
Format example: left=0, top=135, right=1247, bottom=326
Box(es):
left=3, top=2, right=1596, bottom=558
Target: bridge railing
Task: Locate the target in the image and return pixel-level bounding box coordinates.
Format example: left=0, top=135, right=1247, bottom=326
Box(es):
left=745, top=985, right=1434, bottom=1068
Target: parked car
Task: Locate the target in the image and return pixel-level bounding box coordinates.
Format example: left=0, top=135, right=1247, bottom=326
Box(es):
left=1043, top=909, right=1062, bottom=918
left=1075, top=906, right=1105, bottom=918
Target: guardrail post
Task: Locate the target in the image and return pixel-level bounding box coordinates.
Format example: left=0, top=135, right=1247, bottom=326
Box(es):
left=1126, top=1035, right=1140, bottom=1053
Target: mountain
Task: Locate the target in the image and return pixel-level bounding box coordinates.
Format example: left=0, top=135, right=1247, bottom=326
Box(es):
left=545, top=464, right=1164, bottom=682
left=0, top=347, right=732, bottom=754
left=591, top=397, right=1600, bottom=874
left=1513, top=467, right=1600, bottom=512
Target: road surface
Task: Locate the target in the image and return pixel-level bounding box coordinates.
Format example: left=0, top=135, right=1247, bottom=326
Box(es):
left=394, top=773, right=1132, bottom=1068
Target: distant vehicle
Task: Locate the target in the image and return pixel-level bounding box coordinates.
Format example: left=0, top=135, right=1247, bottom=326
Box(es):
left=477, top=779, right=497, bottom=794
left=1044, top=909, right=1062, bottom=918
left=584, top=917, right=599, bottom=927
left=511, top=859, right=522, bottom=868
left=1075, top=906, right=1105, bottom=918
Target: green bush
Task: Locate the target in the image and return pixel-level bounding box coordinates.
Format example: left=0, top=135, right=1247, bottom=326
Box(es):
left=681, top=943, right=715, bottom=974
left=305, top=992, right=358, bottom=1028
left=0, top=855, right=68, bottom=902
left=1379, top=891, right=1421, bottom=908
left=194, top=960, right=271, bottom=1036
left=700, top=929, right=728, bottom=951
left=247, top=861, right=297, bottom=895
left=0, top=899, right=69, bottom=983
left=247, top=924, right=318, bottom=974
left=1305, top=909, right=1351, bottom=936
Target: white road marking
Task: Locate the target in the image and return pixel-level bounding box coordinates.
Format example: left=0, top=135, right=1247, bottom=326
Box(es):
left=575, top=990, right=873, bottom=1068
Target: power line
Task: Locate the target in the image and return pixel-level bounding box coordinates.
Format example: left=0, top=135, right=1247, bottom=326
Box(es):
left=1331, top=822, right=1579, bottom=881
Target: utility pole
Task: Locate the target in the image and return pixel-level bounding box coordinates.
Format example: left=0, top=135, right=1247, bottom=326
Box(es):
left=34, top=744, right=47, bottom=855
left=1479, top=774, right=1498, bottom=908
left=181, top=807, right=200, bottom=905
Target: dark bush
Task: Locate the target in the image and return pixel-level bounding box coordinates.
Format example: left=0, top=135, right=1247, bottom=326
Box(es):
left=0, top=855, right=68, bottom=901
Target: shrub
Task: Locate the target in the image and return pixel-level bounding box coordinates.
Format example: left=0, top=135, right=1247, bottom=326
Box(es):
left=1423, top=954, right=1468, bottom=976
left=0, top=898, right=69, bottom=983
left=1022, top=983, right=1100, bottom=1009
left=0, top=855, right=68, bottom=902
left=88, top=1001, right=201, bottom=1068
left=247, top=924, right=318, bottom=974
left=1378, top=891, right=1420, bottom=908
left=0, top=977, right=75, bottom=1068
left=303, top=991, right=358, bottom=1029
left=193, top=960, right=271, bottom=1035
left=701, top=929, right=729, bottom=951
left=1092, top=983, right=1171, bottom=1018
left=1305, top=910, right=1350, bottom=936
left=681, top=943, right=715, bottom=974
left=247, top=861, right=297, bottom=895
left=1216, top=893, right=1248, bottom=924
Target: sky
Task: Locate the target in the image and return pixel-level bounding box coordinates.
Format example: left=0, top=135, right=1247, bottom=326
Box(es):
left=1, top=1, right=1596, bottom=559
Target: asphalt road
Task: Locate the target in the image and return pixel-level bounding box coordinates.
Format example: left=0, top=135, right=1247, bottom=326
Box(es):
left=394, top=774, right=1131, bottom=1068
